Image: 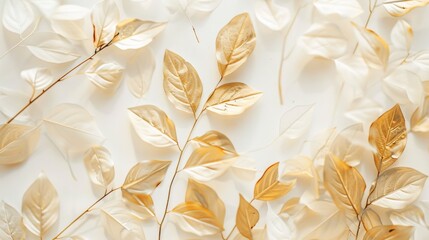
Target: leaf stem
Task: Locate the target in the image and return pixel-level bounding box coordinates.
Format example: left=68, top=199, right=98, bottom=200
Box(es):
left=353, top=0, right=379, bottom=54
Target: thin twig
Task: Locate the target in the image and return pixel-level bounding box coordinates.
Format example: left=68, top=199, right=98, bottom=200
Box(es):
left=182, top=9, right=200, bottom=43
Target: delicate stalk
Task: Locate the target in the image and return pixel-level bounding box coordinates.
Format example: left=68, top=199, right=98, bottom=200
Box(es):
left=225, top=198, right=255, bottom=240
left=181, top=7, right=200, bottom=43
left=353, top=0, right=379, bottom=54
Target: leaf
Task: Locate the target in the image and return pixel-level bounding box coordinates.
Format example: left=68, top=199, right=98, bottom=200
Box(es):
left=368, top=167, right=427, bottom=209
left=314, top=0, right=363, bottom=19
left=112, top=18, right=167, bottom=50
left=369, top=104, right=407, bottom=173
left=324, top=154, right=365, bottom=223
left=254, top=162, right=295, bottom=201
left=280, top=155, right=315, bottom=180
left=411, top=83, right=429, bottom=133
left=390, top=203, right=429, bottom=228
left=391, top=20, right=413, bottom=52
left=0, top=201, right=25, bottom=240
left=92, top=0, right=119, bottom=49
left=362, top=208, right=383, bottom=230
left=383, top=69, right=423, bottom=105
left=163, top=50, right=203, bottom=114
left=383, top=0, right=429, bottom=17
left=300, top=23, right=348, bottom=59
left=233, top=227, right=267, bottom=240
left=236, top=194, right=259, bottom=240
left=0, top=124, right=40, bottom=165
left=21, top=67, right=53, bottom=90
left=204, top=82, right=262, bottom=116
left=121, top=191, right=155, bottom=220
left=345, top=97, right=383, bottom=124
left=2, top=0, right=36, bottom=34
left=163, top=0, right=222, bottom=16
left=122, top=160, right=171, bottom=195
left=255, top=0, right=290, bottom=31
left=126, top=48, right=156, bottom=98
left=85, top=59, right=124, bottom=92
left=192, top=130, right=236, bottom=154
left=29, top=0, right=59, bottom=17
left=50, top=5, right=90, bottom=40
left=128, top=105, right=178, bottom=148
left=83, top=145, right=115, bottom=189
left=0, top=88, right=31, bottom=122
left=266, top=205, right=292, bottom=239
left=363, top=225, right=414, bottom=240
left=279, top=104, right=314, bottom=140
left=216, top=13, right=256, bottom=78
left=101, top=204, right=145, bottom=240
left=170, top=202, right=223, bottom=236
left=186, top=179, right=226, bottom=226
left=27, top=33, right=80, bottom=64
left=22, top=173, right=59, bottom=238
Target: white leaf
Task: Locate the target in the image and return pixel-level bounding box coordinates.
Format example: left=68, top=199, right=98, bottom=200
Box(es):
left=44, top=103, right=105, bottom=159
left=279, top=105, right=314, bottom=140
left=164, top=0, right=222, bottom=16
left=101, top=204, right=145, bottom=240
left=301, top=23, right=348, bottom=59
left=0, top=201, right=25, bottom=240
left=0, top=124, right=40, bottom=165
left=331, top=124, right=370, bottom=167
left=27, top=33, right=80, bottom=64
left=334, top=55, right=369, bottom=89
left=92, top=0, right=119, bottom=49
left=21, top=68, right=53, bottom=90
left=390, top=203, right=429, bottom=228
left=255, top=0, right=290, bottom=31
left=383, top=69, right=423, bottom=105
left=314, top=0, right=363, bottom=19
left=409, top=50, right=429, bottom=71
left=0, top=88, right=31, bottom=122
left=267, top=204, right=293, bottom=240
left=280, top=155, right=315, bottom=180
left=126, top=48, right=155, bottom=98
left=29, top=0, right=61, bottom=17
left=84, top=145, right=115, bottom=189
left=50, top=5, right=90, bottom=40
left=85, top=60, right=124, bottom=92
left=2, top=0, right=37, bottom=34
left=391, top=20, right=413, bottom=52
left=345, top=98, right=383, bottom=124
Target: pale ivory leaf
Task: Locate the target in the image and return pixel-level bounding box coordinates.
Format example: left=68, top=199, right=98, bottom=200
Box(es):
left=0, top=124, right=40, bottom=165
left=192, top=130, right=236, bottom=154
left=0, top=201, right=25, bottom=240
left=122, top=160, right=171, bottom=195
left=345, top=98, right=383, bottom=124
left=390, top=203, right=429, bottom=228
left=22, top=173, right=59, bottom=238
left=301, top=209, right=347, bottom=240
left=92, top=0, right=119, bottom=49
left=383, top=0, right=429, bottom=17
left=331, top=123, right=369, bottom=167
left=50, top=5, right=90, bottom=40
left=0, top=88, right=31, bottom=122
left=170, top=202, right=223, bottom=236
left=186, top=179, right=226, bottom=226
left=391, top=20, right=413, bottom=52
left=254, top=162, right=295, bottom=201
left=352, top=23, right=390, bottom=69
left=369, top=104, right=407, bottom=173
left=126, top=48, right=155, bottom=98
left=236, top=194, right=259, bottom=240
left=279, top=104, right=314, bottom=140
left=369, top=167, right=427, bottom=209
left=163, top=50, right=203, bottom=114
left=2, top=0, right=36, bottom=34
left=85, top=59, right=124, bottom=92
left=204, top=82, right=262, bottom=116
left=83, top=145, right=115, bottom=189
left=101, top=204, right=145, bottom=240
left=300, top=23, right=348, bottom=59
left=363, top=225, right=414, bottom=240
left=163, top=0, right=222, bottom=16
left=280, top=155, right=315, bottom=180
left=21, top=67, right=53, bottom=90
left=29, top=0, right=60, bottom=17
left=27, top=33, right=80, bottom=64
left=255, top=0, right=290, bottom=31
left=383, top=69, right=423, bottom=105
left=314, top=0, right=363, bottom=19
left=409, top=50, right=429, bottom=70
left=411, top=82, right=429, bottom=132
left=127, top=105, right=178, bottom=148
left=184, top=146, right=238, bottom=181
left=216, top=13, right=256, bottom=78
left=121, top=190, right=155, bottom=220
left=266, top=205, right=292, bottom=240
left=233, top=227, right=266, bottom=240
left=112, top=19, right=167, bottom=50
left=362, top=207, right=383, bottom=230
left=334, top=55, right=369, bottom=89
left=324, top=154, right=365, bottom=224
left=44, top=103, right=105, bottom=158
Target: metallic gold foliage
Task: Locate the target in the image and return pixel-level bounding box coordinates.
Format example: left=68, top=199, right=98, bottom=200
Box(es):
left=254, top=162, right=295, bottom=201
left=0, top=124, right=40, bottom=165
left=363, top=225, right=414, bottom=240
left=236, top=194, right=259, bottom=240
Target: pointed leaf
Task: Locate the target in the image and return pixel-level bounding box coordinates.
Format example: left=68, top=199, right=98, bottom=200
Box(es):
left=255, top=0, right=290, bottom=31
left=383, top=0, right=429, bottom=17
left=0, top=124, right=40, bottom=165
left=391, top=20, right=413, bottom=52
left=121, top=190, right=155, bottom=220
left=83, top=145, right=115, bottom=189
left=92, top=0, right=119, bottom=49
left=254, top=162, right=295, bottom=201
left=85, top=59, right=124, bottom=92
left=2, top=0, right=36, bottom=34
left=363, top=225, right=414, bottom=240
left=101, top=204, right=145, bottom=240
left=192, top=130, right=236, bottom=154
left=21, top=68, right=53, bottom=90
left=126, top=48, right=155, bottom=98
left=27, top=33, right=80, bottom=64
left=50, top=5, right=90, bottom=40
left=236, top=194, right=259, bottom=240
left=0, top=201, right=25, bottom=240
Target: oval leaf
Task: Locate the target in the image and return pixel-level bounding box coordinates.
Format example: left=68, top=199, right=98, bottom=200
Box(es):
left=255, top=0, right=290, bottom=31
left=2, top=0, right=36, bottom=34
left=301, top=23, right=348, bottom=59
left=27, top=33, right=80, bottom=64
left=363, top=225, right=414, bottom=240
left=192, top=130, right=236, bottom=154
left=121, top=190, right=155, bottom=220
left=0, top=124, right=40, bottom=165
left=85, top=59, right=124, bottom=92
left=383, top=0, right=429, bottom=17
left=101, top=204, right=145, bottom=240
left=21, top=67, right=53, bottom=90
left=254, top=162, right=295, bottom=201
left=92, top=0, right=119, bottom=49
left=236, top=194, right=259, bottom=240
left=84, top=145, right=115, bottom=189
left=126, top=48, right=156, bottom=98
left=0, top=201, right=25, bottom=240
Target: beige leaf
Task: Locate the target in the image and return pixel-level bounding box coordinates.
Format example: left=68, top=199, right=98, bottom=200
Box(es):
left=314, top=0, right=363, bottom=19
left=0, top=124, right=40, bottom=165
left=363, top=225, right=414, bottom=240
left=411, top=82, right=429, bottom=132
left=369, top=104, right=407, bottom=173
left=362, top=208, right=383, bottom=230
left=121, top=190, right=155, bottom=220
left=91, top=0, right=119, bottom=49
left=22, top=172, right=59, bottom=238
left=192, top=130, right=236, bottom=154
left=390, top=204, right=429, bottom=228
left=128, top=105, right=178, bottom=148
left=301, top=23, right=348, bottom=59
left=369, top=167, right=427, bottom=209
left=83, top=145, right=115, bottom=189
left=126, top=48, right=155, bottom=99
left=216, top=13, right=256, bottom=78
left=170, top=202, right=223, bottom=236
left=391, top=20, right=413, bottom=52
left=254, top=162, right=295, bottom=201
left=383, top=0, right=429, bottom=17
left=236, top=194, right=259, bottom=240
left=233, top=227, right=266, bottom=240
left=331, top=123, right=369, bottom=167
left=0, top=201, right=25, bottom=240
left=204, top=82, right=262, bottom=116
left=163, top=50, right=203, bottom=114
left=101, top=204, right=145, bottom=240
left=85, top=59, right=124, bottom=92
left=21, top=67, right=53, bottom=90
left=186, top=179, right=226, bottom=226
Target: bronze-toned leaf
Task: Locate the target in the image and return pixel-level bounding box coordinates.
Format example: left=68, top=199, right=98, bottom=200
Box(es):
left=83, top=145, right=115, bottom=189
left=163, top=50, right=203, bottom=115
left=192, top=130, right=236, bottom=154
left=368, top=167, right=427, bottom=209
left=204, top=82, right=262, bottom=116
left=363, top=225, right=414, bottom=240
left=122, top=160, right=171, bottom=194
left=216, top=13, right=256, bottom=78
left=186, top=179, right=226, bottom=226
left=121, top=190, right=155, bottom=220
left=254, top=162, right=295, bottom=201
left=383, top=0, right=429, bottom=17
left=362, top=207, right=383, bottom=230
left=128, top=105, right=178, bottom=148
left=0, top=201, right=25, bottom=240
left=236, top=194, right=259, bottom=240
left=369, top=104, right=406, bottom=173
left=0, top=124, right=40, bottom=165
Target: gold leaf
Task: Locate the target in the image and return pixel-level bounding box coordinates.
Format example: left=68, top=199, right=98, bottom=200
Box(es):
left=122, top=160, right=171, bottom=194
left=383, top=0, right=429, bottom=17
left=22, top=172, right=59, bottom=238
left=323, top=154, right=365, bottom=223
left=91, top=0, right=119, bottom=49
left=192, top=130, right=236, bottom=154
left=363, top=225, right=414, bottom=240
left=163, top=50, right=203, bottom=115
left=83, top=145, right=115, bottom=189
left=369, top=104, right=407, bottom=173
left=0, top=201, right=25, bottom=240
left=368, top=167, right=427, bottom=209
left=216, top=13, right=256, bottom=78
left=128, top=105, right=178, bottom=148
left=254, top=162, right=295, bottom=201
left=171, top=202, right=223, bottom=236
left=362, top=208, right=383, bottom=230
left=121, top=190, right=155, bottom=220
left=204, top=82, right=262, bottom=116
left=0, top=124, right=40, bottom=165
left=236, top=194, right=259, bottom=240
left=186, top=179, right=226, bottom=226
